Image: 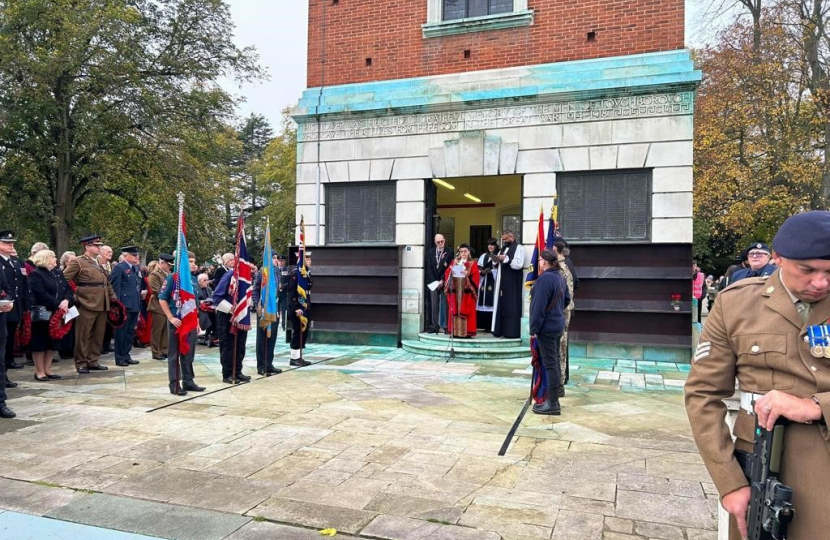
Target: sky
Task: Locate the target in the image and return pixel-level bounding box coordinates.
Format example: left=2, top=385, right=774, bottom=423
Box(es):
left=224, top=1, right=728, bottom=129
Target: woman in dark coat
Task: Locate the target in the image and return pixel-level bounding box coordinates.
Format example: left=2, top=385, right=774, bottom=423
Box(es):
left=28, top=250, right=74, bottom=380
left=476, top=238, right=499, bottom=332
left=529, top=249, right=571, bottom=415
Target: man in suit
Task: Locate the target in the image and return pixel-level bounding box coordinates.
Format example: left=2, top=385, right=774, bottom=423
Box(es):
left=0, top=230, right=28, bottom=375
left=0, top=262, right=16, bottom=418
left=147, top=254, right=173, bottom=360
left=109, top=246, right=143, bottom=367
left=62, top=234, right=118, bottom=373
left=425, top=234, right=452, bottom=333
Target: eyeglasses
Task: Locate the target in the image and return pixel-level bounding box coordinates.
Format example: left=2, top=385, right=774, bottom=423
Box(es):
left=435, top=240, right=445, bottom=244
left=748, top=251, right=770, bottom=258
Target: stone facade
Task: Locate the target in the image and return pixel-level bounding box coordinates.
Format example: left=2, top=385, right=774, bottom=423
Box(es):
left=292, top=51, right=701, bottom=344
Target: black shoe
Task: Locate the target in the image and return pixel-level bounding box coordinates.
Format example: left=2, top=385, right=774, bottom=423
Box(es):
left=7, top=362, right=23, bottom=370
left=236, top=373, right=251, bottom=382
left=77, top=367, right=89, bottom=374
left=101, top=348, right=113, bottom=354
left=182, top=381, right=205, bottom=392
left=152, top=355, right=166, bottom=360
left=222, top=377, right=240, bottom=384
left=289, top=358, right=310, bottom=367
left=267, top=366, right=283, bottom=375
left=34, top=375, right=49, bottom=382
left=532, top=398, right=561, bottom=416
left=88, top=364, right=108, bottom=371
left=115, top=361, right=129, bottom=367
left=169, top=386, right=187, bottom=396
left=257, top=370, right=266, bottom=376
left=46, top=374, right=62, bottom=380
left=52, top=358, right=60, bottom=363
left=557, top=386, right=565, bottom=398
left=133, top=343, right=147, bottom=348
left=0, top=406, right=15, bottom=419
left=25, top=360, right=34, bottom=367
left=162, top=353, right=168, bottom=358
left=5, top=380, right=17, bottom=388
left=126, top=359, right=139, bottom=365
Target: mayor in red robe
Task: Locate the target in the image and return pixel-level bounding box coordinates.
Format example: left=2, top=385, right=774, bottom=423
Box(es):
left=444, top=244, right=480, bottom=337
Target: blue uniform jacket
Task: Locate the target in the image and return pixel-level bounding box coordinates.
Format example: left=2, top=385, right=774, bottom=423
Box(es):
left=109, top=261, right=143, bottom=313
left=729, top=263, right=777, bottom=285
left=529, top=268, right=571, bottom=336
left=211, top=270, right=234, bottom=306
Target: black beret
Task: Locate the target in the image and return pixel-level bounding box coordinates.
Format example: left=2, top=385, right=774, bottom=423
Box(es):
left=0, top=230, right=15, bottom=243
left=159, top=253, right=175, bottom=262
left=276, top=254, right=286, bottom=261
left=773, top=211, right=830, bottom=260
left=79, top=234, right=102, bottom=246
left=120, top=246, right=139, bottom=255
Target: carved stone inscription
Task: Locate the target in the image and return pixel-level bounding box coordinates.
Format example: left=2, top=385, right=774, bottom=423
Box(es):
left=299, top=92, right=693, bottom=142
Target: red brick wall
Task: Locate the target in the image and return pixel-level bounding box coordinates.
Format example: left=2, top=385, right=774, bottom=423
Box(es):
left=307, top=0, right=685, bottom=87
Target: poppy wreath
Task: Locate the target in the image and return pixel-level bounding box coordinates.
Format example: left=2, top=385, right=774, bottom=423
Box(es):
left=49, top=307, right=73, bottom=340
left=107, top=299, right=128, bottom=329
left=135, top=312, right=147, bottom=336
left=15, top=311, right=31, bottom=347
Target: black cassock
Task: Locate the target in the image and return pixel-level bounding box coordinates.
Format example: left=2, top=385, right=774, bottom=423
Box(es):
left=493, top=242, right=524, bottom=339
left=476, top=252, right=498, bottom=331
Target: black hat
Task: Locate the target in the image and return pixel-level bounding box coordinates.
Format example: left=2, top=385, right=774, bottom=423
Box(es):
left=79, top=234, right=103, bottom=246
left=276, top=254, right=286, bottom=261
left=773, top=211, right=830, bottom=260
left=0, top=230, right=15, bottom=243
left=159, top=253, right=174, bottom=263
left=120, top=246, right=139, bottom=255
left=746, top=242, right=771, bottom=255
left=458, top=243, right=474, bottom=256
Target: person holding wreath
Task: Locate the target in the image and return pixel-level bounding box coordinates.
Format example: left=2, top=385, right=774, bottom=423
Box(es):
left=444, top=244, right=480, bottom=338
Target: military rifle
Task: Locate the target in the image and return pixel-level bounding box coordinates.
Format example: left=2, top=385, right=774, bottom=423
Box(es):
left=734, top=418, right=795, bottom=540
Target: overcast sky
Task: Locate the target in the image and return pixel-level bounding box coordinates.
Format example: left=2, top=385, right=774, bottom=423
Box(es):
left=224, top=1, right=727, bottom=128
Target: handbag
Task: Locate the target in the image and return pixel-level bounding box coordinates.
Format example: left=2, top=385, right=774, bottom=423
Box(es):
left=31, top=305, right=53, bottom=322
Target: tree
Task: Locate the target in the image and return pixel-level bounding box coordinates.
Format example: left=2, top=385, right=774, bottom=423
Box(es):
left=255, top=112, right=297, bottom=260
left=233, top=113, right=274, bottom=256
left=0, top=0, right=262, bottom=255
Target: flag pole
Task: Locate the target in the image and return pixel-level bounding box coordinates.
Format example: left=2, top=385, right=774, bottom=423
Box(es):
left=232, top=217, right=240, bottom=384
left=175, top=192, right=185, bottom=392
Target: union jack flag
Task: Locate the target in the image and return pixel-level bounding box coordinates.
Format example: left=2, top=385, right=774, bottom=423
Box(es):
left=231, top=216, right=254, bottom=331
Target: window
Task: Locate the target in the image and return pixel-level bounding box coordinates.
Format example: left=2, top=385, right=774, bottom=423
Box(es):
left=327, top=183, right=396, bottom=244
left=502, top=214, right=521, bottom=243
left=443, top=0, right=513, bottom=21
left=558, top=171, right=650, bottom=242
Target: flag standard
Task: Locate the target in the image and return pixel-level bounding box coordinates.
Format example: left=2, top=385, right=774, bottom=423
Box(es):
left=173, top=194, right=198, bottom=356
left=231, top=216, right=254, bottom=332
left=524, top=204, right=546, bottom=289
left=259, top=219, right=278, bottom=337
left=295, top=216, right=311, bottom=334
left=545, top=197, right=559, bottom=250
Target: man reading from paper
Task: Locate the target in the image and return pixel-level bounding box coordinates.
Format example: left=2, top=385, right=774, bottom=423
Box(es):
left=492, top=230, right=525, bottom=339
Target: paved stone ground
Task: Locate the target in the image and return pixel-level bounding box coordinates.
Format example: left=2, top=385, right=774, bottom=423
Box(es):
left=0, top=336, right=717, bottom=540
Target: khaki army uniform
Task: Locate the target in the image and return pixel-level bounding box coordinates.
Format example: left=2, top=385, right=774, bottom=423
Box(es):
left=147, top=267, right=169, bottom=357
left=63, top=255, right=117, bottom=369
left=685, top=270, right=830, bottom=540
left=558, top=254, right=574, bottom=386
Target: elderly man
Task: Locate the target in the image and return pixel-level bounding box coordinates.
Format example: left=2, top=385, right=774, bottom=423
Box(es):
left=63, top=235, right=118, bottom=373
left=98, top=245, right=115, bottom=354
left=195, top=273, right=216, bottom=347
left=147, top=254, right=174, bottom=360
left=211, top=253, right=234, bottom=289
left=109, top=246, right=143, bottom=367
left=425, top=234, right=452, bottom=334
left=492, top=230, right=525, bottom=339
left=685, top=211, right=830, bottom=540
left=728, top=242, right=777, bottom=285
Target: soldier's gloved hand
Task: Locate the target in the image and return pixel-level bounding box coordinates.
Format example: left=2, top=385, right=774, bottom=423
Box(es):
left=754, top=389, right=824, bottom=430
left=722, top=486, right=751, bottom=539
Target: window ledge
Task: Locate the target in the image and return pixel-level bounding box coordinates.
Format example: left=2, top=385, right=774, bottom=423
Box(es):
left=422, top=10, right=534, bottom=39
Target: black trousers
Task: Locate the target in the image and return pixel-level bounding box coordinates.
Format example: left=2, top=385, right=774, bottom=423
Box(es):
left=0, top=336, right=6, bottom=405
left=102, top=320, right=113, bottom=350
left=167, top=325, right=196, bottom=388
left=256, top=320, right=278, bottom=372
left=289, top=313, right=308, bottom=352
left=536, top=332, right=562, bottom=394
left=216, top=311, right=246, bottom=378
left=278, top=295, right=287, bottom=329
left=114, top=311, right=139, bottom=364
left=5, top=320, right=18, bottom=365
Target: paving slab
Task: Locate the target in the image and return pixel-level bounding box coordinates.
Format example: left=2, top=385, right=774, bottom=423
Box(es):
left=224, top=520, right=359, bottom=540
left=0, top=511, right=165, bottom=540
left=249, top=496, right=376, bottom=534
left=45, top=492, right=250, bottom=540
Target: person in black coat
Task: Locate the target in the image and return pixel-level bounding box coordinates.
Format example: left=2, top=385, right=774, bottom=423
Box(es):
left=28, top=250, right=74, bottom=381
left=0, top=261, right=16, bottom=417
left=109, top=246, right=144, bottom=367
left=0, top=230, right=29, bottom=372
left=425, top=234, right=453, bottom=333
left=529, top=249, right=571, bottom=416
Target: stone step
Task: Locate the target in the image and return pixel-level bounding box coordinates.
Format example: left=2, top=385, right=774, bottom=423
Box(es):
left=402, top=340, right=530, bottom=360
left=416, top=332, right=523, bottom=349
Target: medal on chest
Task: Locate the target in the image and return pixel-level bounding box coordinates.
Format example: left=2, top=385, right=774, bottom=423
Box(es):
left=807, top=325, right=830, bottom=358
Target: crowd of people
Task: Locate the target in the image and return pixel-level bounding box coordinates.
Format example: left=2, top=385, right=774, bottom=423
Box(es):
left=425, top=229, right=578, bottom=416
left=0, top=230, right=312, bottom=417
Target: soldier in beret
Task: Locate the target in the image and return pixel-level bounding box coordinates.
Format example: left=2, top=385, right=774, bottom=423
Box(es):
left=685, top=211, right=830, bottom=539
left=62, top=235, right=118, bottom=373
left=147, top=254, right=173, bottom=360
left=109, top=246, right=144, bottom=367
left=728, top=242, right=777, bottom=285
